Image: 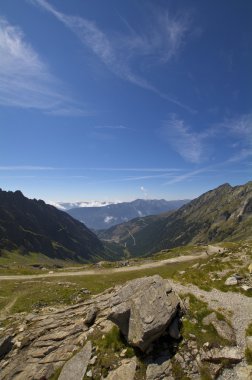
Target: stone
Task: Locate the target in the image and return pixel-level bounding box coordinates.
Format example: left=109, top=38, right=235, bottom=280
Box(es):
left=225, top=276, right=238, bottom=285
left=202, top=312, right=217, bottom=326
left=85, top=305, right=98, bottom=326
left=86, top=369, right=92, bottom=377
left=58, top=341, right=92, bottom=380
left=241, top=285, right=252, bottom=291
left=235, top=365, right=252, bottom=380
left=200, top=346, right=243, bottom=363
left=89, top=355, right=97, bottom=365
left=106, top=357, right=137, bottom=380
left=211, top=319, right=236, bottom=343
left=108, top=275, right=180, bottom=351
left=248, top=263, right=252, bottom=274
left=202, top=312, right=236, bottom=343
left=168, top=317, right=181, bottom=339
left=205, top=363, right=223, bottom=378
left=0, top=335, right=13, bottom=359
left=146, top=355, right=172, bottom=380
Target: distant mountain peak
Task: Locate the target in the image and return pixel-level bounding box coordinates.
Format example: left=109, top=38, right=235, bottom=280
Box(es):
left=67, top=198, right=190, bottom=230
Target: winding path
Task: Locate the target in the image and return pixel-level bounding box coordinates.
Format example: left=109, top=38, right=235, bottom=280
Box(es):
left=0, top=245, right=221, bottom=281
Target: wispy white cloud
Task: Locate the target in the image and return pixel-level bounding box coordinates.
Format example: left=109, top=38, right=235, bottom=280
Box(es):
left=87, top=167, right=182, bottom=172
left=0, top=165, right=55, bottom=170
left=32, top=0, right=195, bottom=113
left=161, top=113, right=252, bottom=164
left=161, top=115, right=205, bottom=163
left=163, top=167, right=210, bottom=185
left=0, top=17, right=86, bottom=115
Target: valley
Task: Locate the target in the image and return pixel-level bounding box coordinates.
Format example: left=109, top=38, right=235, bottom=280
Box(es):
left=0, top=182, right=252, bottom=379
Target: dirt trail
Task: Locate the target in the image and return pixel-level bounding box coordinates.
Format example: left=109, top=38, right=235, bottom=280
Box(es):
left=169, top=280, right=252, bottom=350
left=0, top=245, right=222, bottom=281
left=0, top=297, right=17, bottom=320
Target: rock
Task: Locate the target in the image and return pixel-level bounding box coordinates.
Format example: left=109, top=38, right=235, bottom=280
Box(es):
left=191, top=263, right=200, bottom=269
left=106, top=357, right=137, bottom=380
left=0, top=335, right=13, bottom=359
left=89, top=355, right=97, bottom=365
left=120, top=348, right=127, bottom=357
left=211, top=319, right=236, bottom=343
left=146, top=355, right=172, bottom=380
left=202, top=312, right=217, bottom=326
left=241, top=285, right=252, bottom=291
left=246, top=336, right=252, bottom=352
left=206, top=363, right=223, bottom=378
left=168, top=317, right=181, bottom=339
left=108, top=275, right=180, bottom=351
left=248, top=263, right=252, bottom=274
left=58, top=341, right=92, bottom=380
left=201, top=346, right=243, bottom=363
left=225, top=276, right=238, bottom=285
left=235, top=365, right=252, bottom=380
left=86, top=369, right=92, bottom=377
left=202, top=312, right=236, bottom=343
left=85, top=305, right=98, bottom=326
left=80, top=288, right=91, bottom=295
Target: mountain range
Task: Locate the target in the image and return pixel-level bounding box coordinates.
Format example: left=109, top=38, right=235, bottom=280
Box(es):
left=0, top=189, right=105, bottom=262
left=66, top=199, right=189, bottom=230
left=0, top=181, right=251, bottom=263
left=99, top=181, right=252, bottom=257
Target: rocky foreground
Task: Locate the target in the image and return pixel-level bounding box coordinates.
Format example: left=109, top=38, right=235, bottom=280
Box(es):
left=0, top=275, right=251, bottom=380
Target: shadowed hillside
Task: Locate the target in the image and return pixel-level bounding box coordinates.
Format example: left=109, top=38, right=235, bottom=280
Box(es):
left=0, top=189, right=105, bottom=262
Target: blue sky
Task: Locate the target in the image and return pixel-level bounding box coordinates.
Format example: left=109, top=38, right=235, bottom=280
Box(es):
left=0, top=0, right=251, bottom=202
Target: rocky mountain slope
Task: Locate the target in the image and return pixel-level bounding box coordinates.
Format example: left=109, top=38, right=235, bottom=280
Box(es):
left=0, top=189, right=105, bottom=262
left=67, top=199, right=189, bottom=230
left=100, top=181, right=252, bottom=257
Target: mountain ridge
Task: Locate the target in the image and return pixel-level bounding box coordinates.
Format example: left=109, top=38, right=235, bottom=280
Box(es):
left=67, top=198, right=190, bottom=230
left=99, top=181, right=252, bottom=257
left=0, top=189, right=105, bottom=262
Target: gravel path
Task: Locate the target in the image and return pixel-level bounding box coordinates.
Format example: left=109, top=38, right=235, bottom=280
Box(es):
left=169, top=280, right=252, bottom=350
left=0, top=245, right=222, bottom=281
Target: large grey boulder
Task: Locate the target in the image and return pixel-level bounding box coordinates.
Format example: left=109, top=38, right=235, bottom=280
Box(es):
left=58, top=341, right=92, bottom=380
left=108, top=275, right=180, bottom=351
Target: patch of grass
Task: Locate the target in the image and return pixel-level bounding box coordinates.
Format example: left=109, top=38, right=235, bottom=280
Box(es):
left=171, top=360, right=190, bottom=380
left=153, top=245, right=205, bottom=261
left=0, top=249, right=79, bottom=275
left=199, top=365, right=213, bottom=380
left=181, top=294, right=232, bottom=347
left=245, top=323, right=252, bottom=364
left=96, top=326, right=125, bottom=352
left=245, top=347, right=252, bottom=364
left=85, top=326, right=136, bottom=379
left=246, top=323, right=252, bottom=336
left=0, top=259, right=194, bottom=318
left=49, top=367, right=62, bottom=380
left=173, top=241, right=252, bottom=295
